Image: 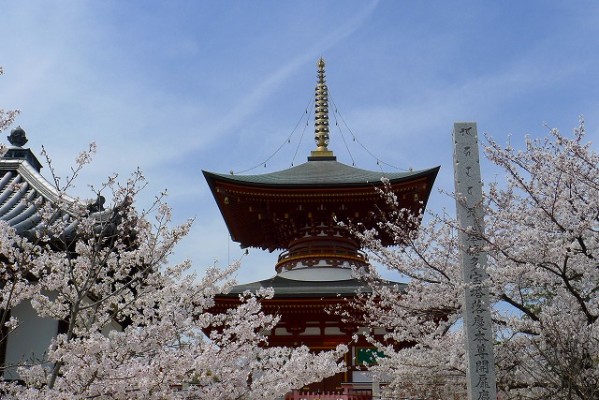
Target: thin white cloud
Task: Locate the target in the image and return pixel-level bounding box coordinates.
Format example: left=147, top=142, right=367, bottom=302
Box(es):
left=203, top=0, right=381, bottom=148
left=2, top=0, right=599, bottom=283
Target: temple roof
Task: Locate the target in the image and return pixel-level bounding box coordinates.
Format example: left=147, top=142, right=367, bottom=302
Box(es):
left=203, top=160, right=438, bottom=251
left=219, top=274, right=406, bottom=298
left=204, top=159, right=438, bottom=188
left=1, top=128, right=112, bottom=238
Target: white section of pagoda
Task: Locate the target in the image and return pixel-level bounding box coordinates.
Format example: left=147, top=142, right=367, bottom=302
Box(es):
left=278, top=265, right=354, bottom=281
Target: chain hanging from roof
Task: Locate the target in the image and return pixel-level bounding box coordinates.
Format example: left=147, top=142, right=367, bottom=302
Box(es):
left=231, top=58, right=409, bottom=174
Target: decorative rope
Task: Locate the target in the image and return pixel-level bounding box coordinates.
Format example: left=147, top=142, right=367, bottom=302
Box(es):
left=233, top=95, right=312, bottom=175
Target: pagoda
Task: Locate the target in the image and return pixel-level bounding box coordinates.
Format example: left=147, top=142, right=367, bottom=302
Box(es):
left=203, top=59, right=439, bottom=398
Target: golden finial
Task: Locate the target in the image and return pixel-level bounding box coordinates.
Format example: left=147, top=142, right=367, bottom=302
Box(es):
left=309, top=57, right=335, bottom=160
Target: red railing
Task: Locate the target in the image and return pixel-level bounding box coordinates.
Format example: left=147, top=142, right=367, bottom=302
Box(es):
left=285, top=387, right=372, bottom=400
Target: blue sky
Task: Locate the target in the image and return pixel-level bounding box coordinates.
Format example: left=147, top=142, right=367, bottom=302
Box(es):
left=2, top=1, right=599, bottom=283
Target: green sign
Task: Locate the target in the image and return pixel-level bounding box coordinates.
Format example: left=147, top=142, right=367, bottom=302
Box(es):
left=356, top=348, right=385, bottom=365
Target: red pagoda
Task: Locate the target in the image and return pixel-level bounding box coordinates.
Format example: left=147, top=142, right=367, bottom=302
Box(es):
left=204, top=59, right=439, bottom=399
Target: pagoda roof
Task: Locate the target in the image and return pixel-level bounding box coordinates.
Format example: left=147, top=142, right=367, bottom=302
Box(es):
left=203, top=159, right=439, bottom=251
left=203, top=59, right=440, bottom=251
left=218, top=274, right=406, bottom=299
left=204, top=159, right=438, bottom=189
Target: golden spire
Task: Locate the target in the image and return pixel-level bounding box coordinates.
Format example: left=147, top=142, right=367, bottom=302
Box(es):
left=309, top=57, right=335, bottom=160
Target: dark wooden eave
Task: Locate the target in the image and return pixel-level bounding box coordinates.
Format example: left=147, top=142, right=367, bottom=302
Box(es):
left=203, top=160, right=439, bottom=251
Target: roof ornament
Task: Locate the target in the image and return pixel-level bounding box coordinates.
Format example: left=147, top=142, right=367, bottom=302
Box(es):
left=7, top=126, right=28, bottom=147
left=309, top=58, right=335, bottom=160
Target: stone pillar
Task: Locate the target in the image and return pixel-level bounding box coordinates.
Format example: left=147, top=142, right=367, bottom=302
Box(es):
left=453, top=122, right=497, bottom=400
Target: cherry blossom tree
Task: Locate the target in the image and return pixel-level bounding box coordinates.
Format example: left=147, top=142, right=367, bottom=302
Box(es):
left=0, top=78, right=345, bottom=398
left=0, top=155, right=345, bottom=400
left=0, top=66, right=25, bottom=351
left=353, top=119, right=599, bottom=400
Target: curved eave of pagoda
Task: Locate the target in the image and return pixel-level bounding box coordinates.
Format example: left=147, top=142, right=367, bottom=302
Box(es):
left=210, top=275, right=407, bottom=318
left=203, top=163, right=439, bottom=251
left=212, top=274, right=406, bottom=300
left=223, top=275, right=378, bottom=298
left=203, top=160, right=439, bottom=188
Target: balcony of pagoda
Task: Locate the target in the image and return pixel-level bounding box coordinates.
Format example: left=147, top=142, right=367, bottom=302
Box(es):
left=284, top=385, right=373, bottom=400
left=275, top=235, right=369, bottom=273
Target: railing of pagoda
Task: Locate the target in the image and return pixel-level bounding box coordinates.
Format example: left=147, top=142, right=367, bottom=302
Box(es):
left=275, top=246, right=369, bottom=272
left=284, top=387, right=372, bottom=400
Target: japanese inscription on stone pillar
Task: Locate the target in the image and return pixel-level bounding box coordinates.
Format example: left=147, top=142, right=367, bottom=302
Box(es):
left=453, top=122, right=497, bottom=400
